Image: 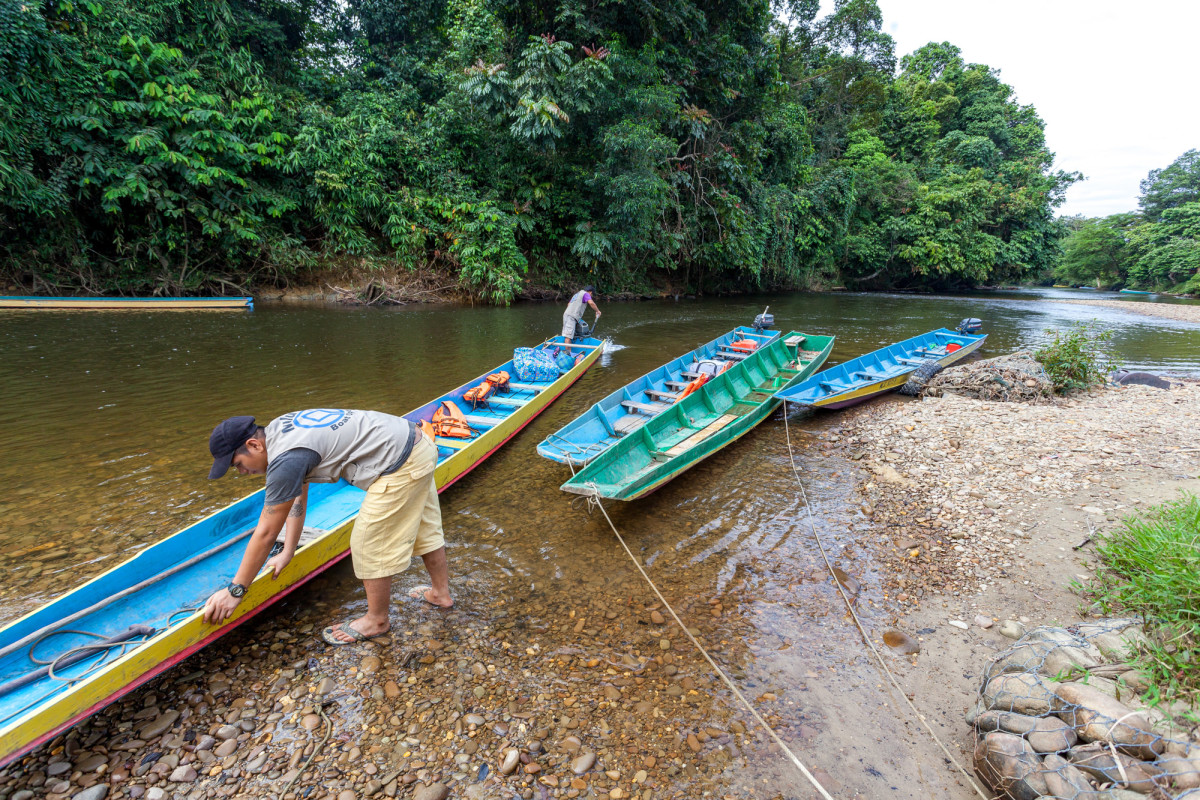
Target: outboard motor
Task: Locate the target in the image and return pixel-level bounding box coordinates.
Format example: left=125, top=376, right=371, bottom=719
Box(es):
left=573, top=318, right=591, bottom=338
left=956, top=317, right=983, bottom=335
left=753, top=306, right=774, bottom=333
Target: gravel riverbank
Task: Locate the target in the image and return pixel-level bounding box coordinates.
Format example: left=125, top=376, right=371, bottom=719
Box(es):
left=825, top=378, right=1200, bottom=797
left=1058, top=298, right=1200, bottom=324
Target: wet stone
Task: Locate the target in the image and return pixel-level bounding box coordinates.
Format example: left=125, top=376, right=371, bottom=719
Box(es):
left=48, top=762, right=72, bottom=776
left=214, top=739, right=238, bottom=758
left=360, top=655, right=382, bottom=673
left=168, top=765, right=197, bottom=783
left=215, top=725, right=239, bottom=741
left=571, top=753, right=597, bottom=775
left=302, top=714, right=322, bottom=731
left=77, top=754, right=107, bottom=772
left=500, top=749, right=520, bottom=775
left=72, top=787, right=109, bottom=800
left=560, top=735, right=582, bottom=753
left=413, top=782, right=450, bottom=800
left=317, top=677, right=336, bottom=695
left=464, top=714, right=485, bottom=726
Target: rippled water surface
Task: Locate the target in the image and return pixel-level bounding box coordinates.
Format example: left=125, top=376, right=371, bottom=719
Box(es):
left=3, top=289, right=1199, bottom=795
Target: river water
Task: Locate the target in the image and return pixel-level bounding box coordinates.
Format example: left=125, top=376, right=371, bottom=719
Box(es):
left=2, top=287, right=1199, bottom=796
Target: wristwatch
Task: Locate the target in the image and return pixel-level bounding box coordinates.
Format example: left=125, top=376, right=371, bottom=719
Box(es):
left=226, top=582, right=246, bottom=598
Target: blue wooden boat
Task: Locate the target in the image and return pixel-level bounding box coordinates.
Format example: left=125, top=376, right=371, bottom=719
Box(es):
left=0, top=333, right=600, bottom=768
left=536, top=325, right=780, bottom=466
left=773, top=328, right=986, bottom=409
left=1119, top=289, right=1153, bottom=295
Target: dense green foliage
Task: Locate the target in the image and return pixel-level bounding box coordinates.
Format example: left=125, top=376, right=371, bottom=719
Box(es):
left=1054, top=149, right=1200, bottom=294
left=1080, top=492, right=1200, bottom=709
left=1033, top=320, right=1117, bottom=394
left=1, top=0, right=1075, bottom=300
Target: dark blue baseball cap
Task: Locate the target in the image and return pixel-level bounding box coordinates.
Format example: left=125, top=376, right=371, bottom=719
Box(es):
left=208, top=416, right=258, bottom=479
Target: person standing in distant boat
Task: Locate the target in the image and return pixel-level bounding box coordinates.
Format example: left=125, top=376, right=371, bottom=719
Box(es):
left=562, top=285, right=600, bottom=345
left=200, top=410, right=452, bottom=644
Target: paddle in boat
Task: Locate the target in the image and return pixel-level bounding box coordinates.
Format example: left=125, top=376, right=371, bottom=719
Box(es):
left=0, top=296, right=253, bottom=310
left=0, top=334, right=601, bottom=768
left=537, top=311, right=780, bottom=467
left=559, top=330, right=834, bottom=501
left=773, top=324, right=986, bottom=410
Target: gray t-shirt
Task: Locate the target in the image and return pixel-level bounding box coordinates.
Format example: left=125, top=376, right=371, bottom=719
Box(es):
left=265, top=448, right=321, bottom=506
left=263, top=425, right=419, bottom=505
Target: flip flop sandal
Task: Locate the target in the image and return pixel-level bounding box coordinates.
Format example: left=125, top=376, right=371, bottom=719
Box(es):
left=321, top=622, right=388, bottom=646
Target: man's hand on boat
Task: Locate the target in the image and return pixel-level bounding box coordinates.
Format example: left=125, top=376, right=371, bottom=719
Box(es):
left=264, top=548, right=294, bottom=578
left=201, top=491, right=304, bottom=625
left=203, top=588, right=242, bottom=624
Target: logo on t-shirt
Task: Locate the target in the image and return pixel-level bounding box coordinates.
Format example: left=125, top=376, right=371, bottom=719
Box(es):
left=278, top=409, right=352, bottom=433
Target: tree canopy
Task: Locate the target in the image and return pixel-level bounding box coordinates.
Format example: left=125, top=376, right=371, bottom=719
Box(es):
left=0, top=0, right=1075, bottom=300
left=1054, top=149, right=1200, bottom=294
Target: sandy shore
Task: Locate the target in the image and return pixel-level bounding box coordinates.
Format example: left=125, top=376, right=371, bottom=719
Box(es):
left=830, top=380, right=1200, bottom=797
left=1057, top=298, right=1200, bottom=324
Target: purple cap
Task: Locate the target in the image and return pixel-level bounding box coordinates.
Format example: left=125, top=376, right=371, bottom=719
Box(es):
left=208, top=416, right=258, bottom=479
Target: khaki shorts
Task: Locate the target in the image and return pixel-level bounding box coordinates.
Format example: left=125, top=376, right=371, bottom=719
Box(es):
left=349, top=436, right=443, bottom=580
left=562, top=314, right=580, bottom=339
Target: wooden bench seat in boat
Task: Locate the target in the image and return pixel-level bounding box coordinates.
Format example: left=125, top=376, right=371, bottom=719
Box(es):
left=463, top=414, right=502, bottom=427
left=435, top=436, right=471, bottom=450
left=486, top=396, right=526, bottom=407
left=506, top=382, right=545, bottom=393
left=643, top=389, right=678, bottom=402
left=621, top=400, right=668, bottom=415
left=716, top=350, right=749, bottom=361
left=681, top=370, right=703, bottom=379
left=663, top=380, right=689, bottom=390
left=783, top=335, right=807, bottom=347
left=613, top=414, right=646, bottom=434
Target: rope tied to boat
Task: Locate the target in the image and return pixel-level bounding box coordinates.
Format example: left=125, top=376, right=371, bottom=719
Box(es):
left=581, top=482, right=835, bottom=800
left=780, top=412, right=990, bottom=799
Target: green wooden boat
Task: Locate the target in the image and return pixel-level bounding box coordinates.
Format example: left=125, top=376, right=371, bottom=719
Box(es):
left=560, top=331, right=834, bottom=501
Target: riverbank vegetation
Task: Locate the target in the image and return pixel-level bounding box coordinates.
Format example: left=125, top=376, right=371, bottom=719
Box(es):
left=1032, top=321, right=1118, bottom=394
left=1, top=0, right=1075, bottom=302
left=1082, top=492, right=1200, bottom=708
left=1054, top=149, right=1200, bottom=294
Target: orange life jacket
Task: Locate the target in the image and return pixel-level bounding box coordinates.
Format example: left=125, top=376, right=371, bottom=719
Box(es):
left=431, top=400, right=473, bottom=439
left=729, top=339, right=758, bottom=353
left=463, top=381, right=494, bottom=407
left=485, top=371, right=511, bottom=392
left=418, top=420, right=436, bottom=441
left=946, top=342, right=962, bottom=353
left=678, top=374, right=709, bottom=399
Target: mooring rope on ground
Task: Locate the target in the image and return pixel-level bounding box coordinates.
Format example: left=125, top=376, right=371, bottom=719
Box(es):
left=780, top=411, right=989, bottom=799
left=582, top=484, right=835, bottom=800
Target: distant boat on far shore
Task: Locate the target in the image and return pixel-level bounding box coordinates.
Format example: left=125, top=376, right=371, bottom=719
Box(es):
left=0, top=296, right=253, bottom=310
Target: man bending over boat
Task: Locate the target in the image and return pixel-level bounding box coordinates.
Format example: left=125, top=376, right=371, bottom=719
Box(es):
left=202, top=410, right=453, bottom=644
left=562, top=285, right=600, bottom=345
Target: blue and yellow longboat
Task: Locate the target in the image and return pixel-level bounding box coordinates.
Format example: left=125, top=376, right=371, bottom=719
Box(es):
left=0, top=296, right=253, bottom=310
left=773, top=327, right=986, bottom=409
left=536, top=325, right=780, bottom=467
left=0, top=334, right=601, bottom=768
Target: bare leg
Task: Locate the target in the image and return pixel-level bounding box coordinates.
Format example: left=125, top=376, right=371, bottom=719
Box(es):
left=413, top=546, right=453, bottom=607
left=328, top=577, right=392, bottom=642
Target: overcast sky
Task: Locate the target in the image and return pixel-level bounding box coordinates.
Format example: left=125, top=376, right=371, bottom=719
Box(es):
left=864, top=1, right=1200, bottom=219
